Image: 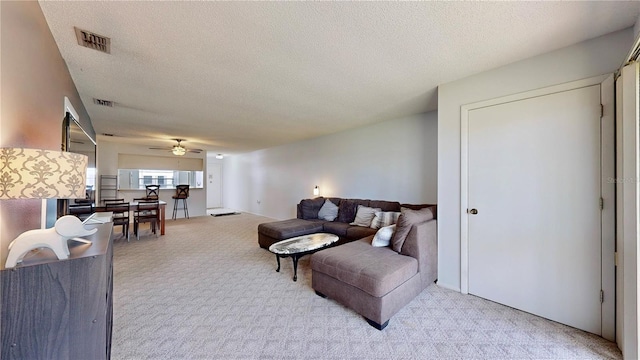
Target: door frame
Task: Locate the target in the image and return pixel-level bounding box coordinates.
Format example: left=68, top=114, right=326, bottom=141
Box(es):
left=459, top=74, right=615, bottom=339
left=206, top=161, right=223, bottom=208
left=616, top=62, right=639, bottom=357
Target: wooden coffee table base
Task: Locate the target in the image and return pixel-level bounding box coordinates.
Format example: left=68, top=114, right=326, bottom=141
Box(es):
left=274, top=250, right=313, bottom=282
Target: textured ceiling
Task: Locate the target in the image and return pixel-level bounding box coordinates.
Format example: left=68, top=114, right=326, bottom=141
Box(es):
left=39, top=1, right=639, bottom=154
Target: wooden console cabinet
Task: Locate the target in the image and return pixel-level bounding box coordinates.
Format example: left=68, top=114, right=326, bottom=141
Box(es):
left=0, top=223, right=114, bottom=359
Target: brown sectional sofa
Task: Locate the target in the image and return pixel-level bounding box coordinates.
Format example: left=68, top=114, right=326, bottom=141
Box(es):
left=258, top=197, right=432, bottom=248
left=257, top=197, right=437, bottom=330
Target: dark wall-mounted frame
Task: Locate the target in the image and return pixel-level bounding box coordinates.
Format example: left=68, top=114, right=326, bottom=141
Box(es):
left=54, top=111, right=97, bottom=221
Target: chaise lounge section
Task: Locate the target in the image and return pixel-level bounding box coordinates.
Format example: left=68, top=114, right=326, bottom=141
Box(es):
left=311, top=214, right=437, bottom=330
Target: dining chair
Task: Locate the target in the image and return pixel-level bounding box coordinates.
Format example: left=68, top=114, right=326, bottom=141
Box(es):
left=106, top=201, right=130, bottom=241
left=103, top=198, right=125, bottom=205
left=172, top=185, right=190, bottom=220
left=134, top=200, right=159, bottom=240
left=68, top=203, right=94, bottom=221
left=145, top=185, right=160, bottom=200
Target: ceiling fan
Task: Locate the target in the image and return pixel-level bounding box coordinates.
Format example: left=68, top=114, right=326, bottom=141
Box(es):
left=149, top=139, right=203, bottom=156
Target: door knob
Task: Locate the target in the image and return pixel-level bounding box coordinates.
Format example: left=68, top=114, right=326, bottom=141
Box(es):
left=469, top=209, right=478, bottom=215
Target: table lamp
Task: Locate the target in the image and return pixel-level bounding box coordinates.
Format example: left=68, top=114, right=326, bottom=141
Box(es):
left=1, top=147, right=96, bottom=268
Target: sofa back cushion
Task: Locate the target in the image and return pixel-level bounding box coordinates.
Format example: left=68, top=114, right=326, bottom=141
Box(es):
left=299, top=197, right=326, bottom=219
left=391, top=207, right=434, bottom=253
left=336, top=199, right=369, bottom=223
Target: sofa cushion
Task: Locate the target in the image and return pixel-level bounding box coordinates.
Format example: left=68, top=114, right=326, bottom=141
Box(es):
left=371, top=224, right=396, bottom=247
left=391, top=207, right=434, bottom=253
left=300, top=197, right=326, bottom=219
left=317, top=199, right=339, bottom=221
left=258, top=219, right=325, bottom=240
left=311, top=239, right=418, bottom=297
left=370, top=211, right=401, bottom=229
left=350, top=205, right=381, bottom=227
left=337, top=199, right=369, bottom=223
left=323, top=221, right=351, bottom=237
left=345, top=225, right=377, bottom=240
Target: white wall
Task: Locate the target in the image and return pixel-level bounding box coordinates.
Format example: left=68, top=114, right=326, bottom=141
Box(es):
left=223, top=112, right=438, bottom=219
left=96, top=140, right=207, bottom=219
left=0, top=1, right=95, bottom=267
left=437, top=28, right=633, bottom=292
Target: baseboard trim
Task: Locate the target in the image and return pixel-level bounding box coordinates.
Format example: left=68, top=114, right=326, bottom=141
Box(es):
left=435, top=282, right=461, bottom=293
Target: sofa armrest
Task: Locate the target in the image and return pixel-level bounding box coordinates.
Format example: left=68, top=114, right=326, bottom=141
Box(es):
left=400, top=219, right=437, bottom=288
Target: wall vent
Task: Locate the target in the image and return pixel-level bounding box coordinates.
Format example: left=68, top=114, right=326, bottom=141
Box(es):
left=75, top=27, right=111, bottom=54
left=94, top=98, right=114, bottom=107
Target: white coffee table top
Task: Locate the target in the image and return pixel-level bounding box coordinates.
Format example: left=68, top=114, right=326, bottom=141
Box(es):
left=269, top=233, right=339, bottom=255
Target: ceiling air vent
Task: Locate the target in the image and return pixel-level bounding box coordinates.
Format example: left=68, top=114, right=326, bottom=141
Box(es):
left=75, top=27, right=111, bottom=54
left=94, top=98, right=114, bottom=107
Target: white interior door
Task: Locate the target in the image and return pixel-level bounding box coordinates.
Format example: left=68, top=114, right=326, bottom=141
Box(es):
left=467, top=85, right=603, bottom=335
left=207, top=163, right=222, bottom=208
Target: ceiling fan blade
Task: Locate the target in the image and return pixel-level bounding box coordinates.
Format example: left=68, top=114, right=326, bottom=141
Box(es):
left=188, top=149, right=203, bottom=153
left=149, top=147, right=172, bottom=150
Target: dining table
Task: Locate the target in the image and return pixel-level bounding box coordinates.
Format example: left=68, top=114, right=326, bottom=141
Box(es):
left=94, top=200, right=167, bottom=235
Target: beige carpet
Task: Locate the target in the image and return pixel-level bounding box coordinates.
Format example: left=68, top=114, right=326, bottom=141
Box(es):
left=111, top=213, right=621, bottom=359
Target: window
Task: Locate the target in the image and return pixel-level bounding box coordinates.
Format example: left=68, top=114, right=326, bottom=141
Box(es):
left=117, top=169, right=203, bottom=190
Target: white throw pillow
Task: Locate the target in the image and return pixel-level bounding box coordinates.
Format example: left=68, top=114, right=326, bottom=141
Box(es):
left=317, top=199, right=339, bottom=221
left=350, top=205, right=381, bottom=227
left=370, top=211, right=401, bottom=229
left=371, top=224, right=396, bottom=247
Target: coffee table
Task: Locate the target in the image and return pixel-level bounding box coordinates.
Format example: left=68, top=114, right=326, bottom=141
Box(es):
left=268, top=233, right=339, bottom=281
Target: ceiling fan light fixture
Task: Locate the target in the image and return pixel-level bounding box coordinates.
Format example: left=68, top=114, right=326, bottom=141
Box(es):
left=172, top=145, right=186, bottom=156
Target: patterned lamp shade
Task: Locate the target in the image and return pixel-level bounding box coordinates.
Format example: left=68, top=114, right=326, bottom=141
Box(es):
left=0, top=147, right=88, bottom=200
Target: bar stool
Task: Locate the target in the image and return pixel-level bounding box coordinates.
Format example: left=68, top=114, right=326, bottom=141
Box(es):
left=145, top=185, right=160, bottom=200
left=172, top=185, right=190, bottom=220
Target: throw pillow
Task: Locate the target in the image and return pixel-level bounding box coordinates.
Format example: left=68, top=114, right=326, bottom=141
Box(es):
left=391, top=207, right=434, bottom=253
left=371, top=224, right=396, bottom=247
left=350, top=205, right=381, bottom=227
left=317, top=199, right=339, bottom=221
left=299, top=197, right=325, bottom=219
left=370, top=211, right=401, bottom=229
left=336, top=200, right=358, bottom=223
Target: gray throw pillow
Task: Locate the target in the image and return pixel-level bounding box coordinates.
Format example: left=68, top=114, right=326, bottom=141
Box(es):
left=350, top=205, right=381, bottom=227
left=391, top=207, right=434, bottom=253
left=317, top=199, right=339, bottom=221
